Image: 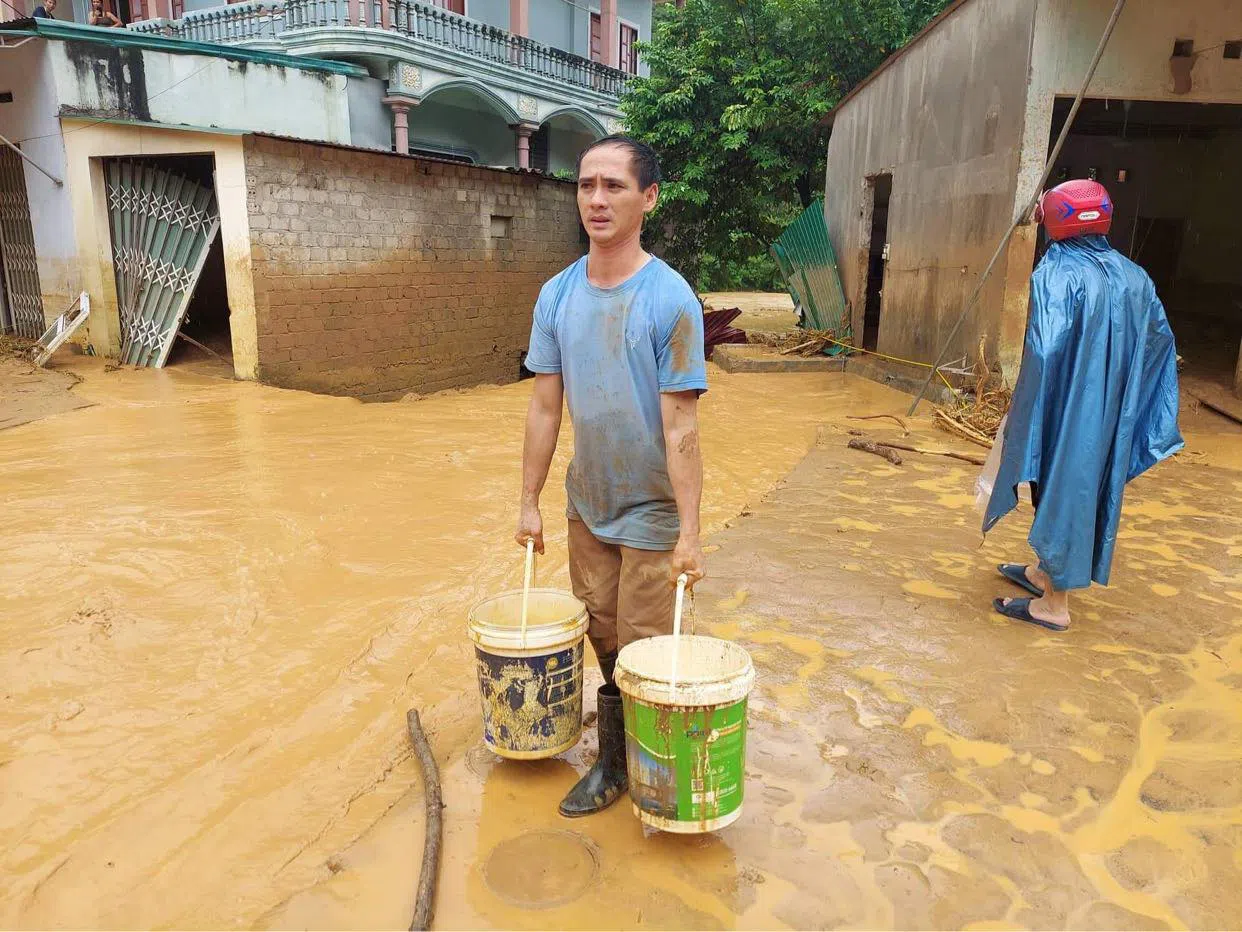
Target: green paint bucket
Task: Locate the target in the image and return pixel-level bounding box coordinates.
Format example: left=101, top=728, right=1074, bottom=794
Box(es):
left=468, top=589, right=588, bottom=760
left=616, top=635, right=756, bottom=833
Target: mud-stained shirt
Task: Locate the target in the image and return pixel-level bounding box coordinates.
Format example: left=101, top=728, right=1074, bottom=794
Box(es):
left=524, top=256, right=707, bottom=551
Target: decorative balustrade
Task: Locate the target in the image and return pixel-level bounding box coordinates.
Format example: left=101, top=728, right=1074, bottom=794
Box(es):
left=129, top=0, right=627, bottom=96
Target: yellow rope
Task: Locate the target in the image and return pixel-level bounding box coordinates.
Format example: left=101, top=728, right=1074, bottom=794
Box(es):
left=824, top=338, right=958, bottom=394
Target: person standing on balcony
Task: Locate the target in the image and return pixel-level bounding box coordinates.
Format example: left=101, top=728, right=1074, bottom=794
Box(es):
left=31, top=0, right=58, bottom=17
left=88, top=0, right=123, bottom=26
left=515, top=136, right=707, bottom=818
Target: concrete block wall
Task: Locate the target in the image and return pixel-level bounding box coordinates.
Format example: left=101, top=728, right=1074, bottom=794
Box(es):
left=242, top=134, right=582, bottom=398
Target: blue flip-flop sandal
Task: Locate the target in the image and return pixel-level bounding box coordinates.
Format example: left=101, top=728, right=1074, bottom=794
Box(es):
left=992, top=597, right=1068, bottom=632
left=997, top=563, right=1045, bottom=598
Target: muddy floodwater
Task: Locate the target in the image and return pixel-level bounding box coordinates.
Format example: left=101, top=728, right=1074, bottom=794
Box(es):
left=2, top=358, right=1240, bottom=930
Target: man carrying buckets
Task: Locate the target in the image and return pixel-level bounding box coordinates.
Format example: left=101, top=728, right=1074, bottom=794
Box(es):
left=516, top=136, right=708, bottom=818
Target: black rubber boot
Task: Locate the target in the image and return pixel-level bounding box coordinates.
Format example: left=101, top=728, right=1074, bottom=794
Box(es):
left=559, top=685, right=628, bottom=817
left=596, top=650, right=618, bottom=687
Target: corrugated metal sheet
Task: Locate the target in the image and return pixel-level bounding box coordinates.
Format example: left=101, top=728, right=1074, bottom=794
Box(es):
left=106, top=160, right=221, bottom=367
left=770, top=199, right=851, bottom=344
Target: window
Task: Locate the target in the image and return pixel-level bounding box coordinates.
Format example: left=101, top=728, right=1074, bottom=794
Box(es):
left=1171, top=38, right=1194, bottom=57
left=590, top=12, right=602, bottom=63
left=431, top=0, right=465, bottom=13
left=619, top=23, right=638, bottom=74
left=1225, top=41, right=1242, bottom=60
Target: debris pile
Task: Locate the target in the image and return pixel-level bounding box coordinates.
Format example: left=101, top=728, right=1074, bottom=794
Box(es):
left=934, top=339, right=1012, bottom=446
left=1, top=333, right=35, bottom=360
left=747, top=329, right=845, bottom=357
left=703, top=307, right=748, bottom=359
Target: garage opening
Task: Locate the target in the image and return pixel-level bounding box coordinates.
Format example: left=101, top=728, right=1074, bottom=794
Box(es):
left=1046, top=97, right=1242, bottom=404
left=103, top=153, right=229, bottom=372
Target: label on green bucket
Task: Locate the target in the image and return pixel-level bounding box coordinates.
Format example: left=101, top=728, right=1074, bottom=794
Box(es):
left=623, top=698, right=747, bottom=826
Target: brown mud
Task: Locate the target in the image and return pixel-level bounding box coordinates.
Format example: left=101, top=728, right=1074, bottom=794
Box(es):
left=2, top=359, right=1240, bottom=929
left=0, top=358, right=872, bottom=929
left=0, top=355, right=93, bottom=431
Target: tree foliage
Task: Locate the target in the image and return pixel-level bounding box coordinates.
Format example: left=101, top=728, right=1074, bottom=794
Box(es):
left=622, top=0, right=952, bottom=290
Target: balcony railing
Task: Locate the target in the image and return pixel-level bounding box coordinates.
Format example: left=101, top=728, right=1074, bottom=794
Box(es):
left=130, top=0, right=628, bottom=96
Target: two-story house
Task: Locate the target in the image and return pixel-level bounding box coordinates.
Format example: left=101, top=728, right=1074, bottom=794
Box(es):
left=3, top=0, right=646, bottom=171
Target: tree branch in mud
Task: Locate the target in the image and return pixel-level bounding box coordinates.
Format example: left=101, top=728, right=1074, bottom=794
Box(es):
left=872, top=440, right=986, bottom=466
left=406, top=709, right=443, bottom=932
left=846, top=414, right=911, bottom=435
left=847, top=438, right=903, bottom=465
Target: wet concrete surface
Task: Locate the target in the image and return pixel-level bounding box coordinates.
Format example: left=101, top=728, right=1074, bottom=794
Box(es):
left=2, top=360, right=1240, bottom=929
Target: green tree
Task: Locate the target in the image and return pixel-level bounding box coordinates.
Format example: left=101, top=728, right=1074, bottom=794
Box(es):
left=623, top=0, right=950, bottom=290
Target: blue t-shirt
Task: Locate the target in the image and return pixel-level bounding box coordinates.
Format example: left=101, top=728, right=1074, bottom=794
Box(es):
left=524, top=256, right=707, bottom=551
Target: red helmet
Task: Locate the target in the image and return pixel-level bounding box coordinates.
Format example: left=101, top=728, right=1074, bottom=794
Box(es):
left=1036, top=179, right=1113, bottom=241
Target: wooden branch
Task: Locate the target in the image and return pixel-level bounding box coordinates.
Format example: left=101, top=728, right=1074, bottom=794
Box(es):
left=933, top=409, right=994, bottom=448
left=847, top=414, right=910, bottom=435
left=779, top=339, right=818, bottom=356
left=407, top=709, right=443, bottom=932
left=847, top=438, right=903, bottom=465
left=176, top=331, right=233, bottom=367
left=875, top=440, right=986, bottom=466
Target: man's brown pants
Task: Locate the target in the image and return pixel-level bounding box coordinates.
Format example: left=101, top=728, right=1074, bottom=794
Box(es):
left=567, top=519, right=676, bottom=659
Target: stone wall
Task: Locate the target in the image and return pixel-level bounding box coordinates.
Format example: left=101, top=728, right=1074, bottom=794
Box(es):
left=242, top=134, right=582, bottom=397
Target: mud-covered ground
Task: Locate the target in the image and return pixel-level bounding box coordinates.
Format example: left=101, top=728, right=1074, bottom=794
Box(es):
left=2, top=355, right=1239, bottom=930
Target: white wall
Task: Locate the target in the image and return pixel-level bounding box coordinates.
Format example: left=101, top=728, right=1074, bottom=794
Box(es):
left=529, top=0, right=574, bottom=56
left=468, top=0, right=509, bottom=31
left=0, top=41, right=75, bottom=322
left=49, top=42, right=353, bottom=144
left=347, top=75, right=391, bottom=151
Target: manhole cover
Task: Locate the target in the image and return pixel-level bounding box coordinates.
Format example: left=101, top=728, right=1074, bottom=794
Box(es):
left=483, top=830, right=599, bottom=909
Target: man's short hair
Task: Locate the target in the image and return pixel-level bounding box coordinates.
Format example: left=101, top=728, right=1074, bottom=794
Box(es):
left=575, top=135, right=662, bottom=190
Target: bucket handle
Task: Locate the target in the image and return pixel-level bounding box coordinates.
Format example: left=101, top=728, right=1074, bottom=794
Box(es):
left=670, top=573, right=688, bottom=691
left=520, top=538, right=535, bottom=649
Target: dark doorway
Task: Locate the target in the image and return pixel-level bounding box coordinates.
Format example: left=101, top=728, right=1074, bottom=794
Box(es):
left=166, top=229, right=232, bottom=373
left=1046, top=97, right=1242, bottom=398
left=863, top=172, right=892, bottom=352
left=1132, top=216, right=1183, bottom=296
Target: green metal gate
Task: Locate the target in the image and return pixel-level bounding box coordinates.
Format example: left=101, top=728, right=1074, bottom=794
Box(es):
left=0, top=146, right=45, bottom=339
left=770, top=198, right=851, bottom=343
left=105, top=160, right=221, bottom=367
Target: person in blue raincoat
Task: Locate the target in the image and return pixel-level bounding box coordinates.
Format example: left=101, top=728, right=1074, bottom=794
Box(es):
left=985, top=179, right=1183, bottom=632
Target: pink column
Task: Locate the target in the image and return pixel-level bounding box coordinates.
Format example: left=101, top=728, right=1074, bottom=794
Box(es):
left=600, top=0, right=618, bottom=68
left=509, top=0, right=527, bottom=35
left=383, top=97, right=416, bottom=153
left=513, top=123, right=536, bottom=170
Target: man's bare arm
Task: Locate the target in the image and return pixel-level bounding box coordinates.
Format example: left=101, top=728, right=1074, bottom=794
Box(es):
left=660, top=389, right=705, bottom=584
left=516, top=373, right=564, bottom=553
